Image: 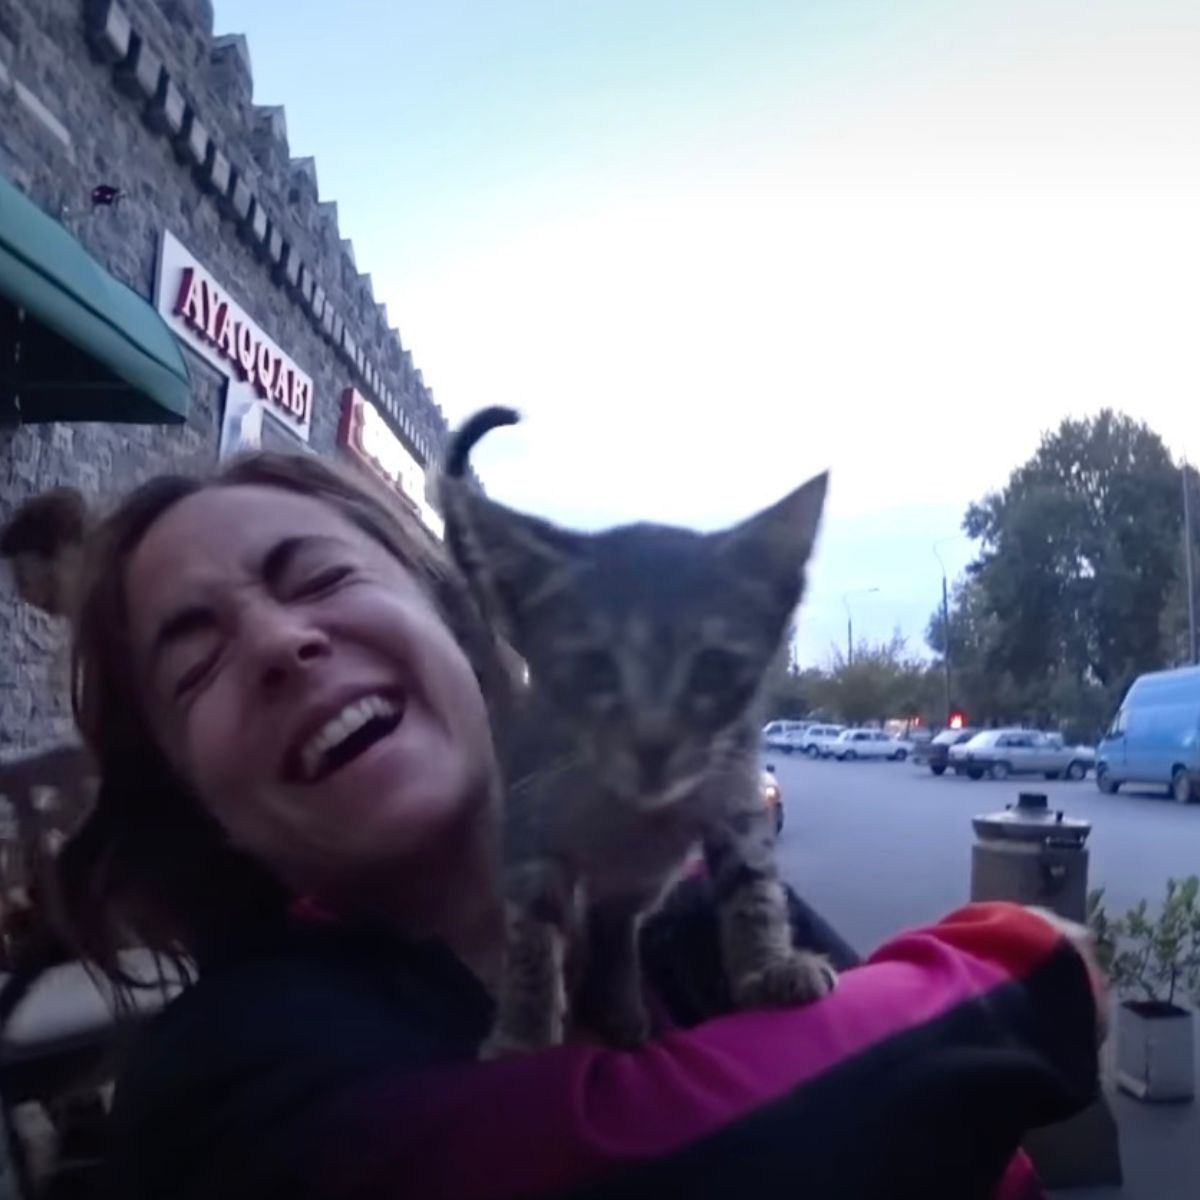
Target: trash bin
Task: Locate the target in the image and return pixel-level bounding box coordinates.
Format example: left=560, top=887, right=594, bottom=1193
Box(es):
left=969, top=790, right=1122, bottom=1190
left=970, top=792, right=1091, bottom=922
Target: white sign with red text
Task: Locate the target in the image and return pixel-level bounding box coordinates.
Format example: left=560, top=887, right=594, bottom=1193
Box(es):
left=339, top=389, right=442, bottom=537
left=154, top=231, right=312, bottom=448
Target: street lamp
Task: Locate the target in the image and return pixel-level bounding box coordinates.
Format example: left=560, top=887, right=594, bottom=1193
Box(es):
left=842, top=587, right=880, bottom=665
left=933, top=538, right=957, bottom=727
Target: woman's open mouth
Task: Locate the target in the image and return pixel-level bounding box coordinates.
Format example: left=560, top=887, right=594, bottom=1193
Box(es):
left=290, top=693, right=406, bottom=784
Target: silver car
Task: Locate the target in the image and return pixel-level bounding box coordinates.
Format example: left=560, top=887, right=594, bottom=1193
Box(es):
left=947, top=729, right=1095, bottom=781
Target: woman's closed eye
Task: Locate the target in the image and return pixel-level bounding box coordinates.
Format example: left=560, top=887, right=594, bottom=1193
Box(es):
left=286, top=564, right=354, bottom=600
left=174, top=649, right=220, bottom=698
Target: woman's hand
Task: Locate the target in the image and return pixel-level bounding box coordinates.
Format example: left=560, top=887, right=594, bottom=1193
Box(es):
left=1025, top=906, right=1110, bottom=1045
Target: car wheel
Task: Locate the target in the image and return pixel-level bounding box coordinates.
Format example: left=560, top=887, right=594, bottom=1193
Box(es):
left=1171, top=766, right=1195, bottom=804
left=843, top=749, right=857, bottom=761
left=1066, top=761, right=1087, bottom=782
left=966, top=767, right=983, bottom=780
left=805, top=745, right=820, bottom=759
left=930, top=764, right=946, bottom=776
left=989, top=761, right=1010, bottom=781
left=892, top=749, right=908, bottom=762
left=1096, top=767, right=1118, bottom=795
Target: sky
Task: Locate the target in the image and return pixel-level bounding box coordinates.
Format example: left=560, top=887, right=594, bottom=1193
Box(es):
left=213, top=0, right=1200, bottom=666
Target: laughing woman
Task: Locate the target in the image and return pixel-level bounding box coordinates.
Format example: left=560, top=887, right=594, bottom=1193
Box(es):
left=58, top=453, right=1101, bottom=1200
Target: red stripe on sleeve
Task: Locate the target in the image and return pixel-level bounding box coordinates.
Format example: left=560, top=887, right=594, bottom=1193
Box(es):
left=915, top=903, right=1063, bottom=981
left=994, top=1150, right=1047, bottom=1200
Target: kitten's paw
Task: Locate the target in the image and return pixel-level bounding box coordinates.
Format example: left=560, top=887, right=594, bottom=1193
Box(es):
left=480, top=1012, right=565, bottom=1059
left=480, top=1027, right=561, bottom=1059
left=732, top=951, right=837, bottom=1009
left=479, top=1033, right=531, bottom=1060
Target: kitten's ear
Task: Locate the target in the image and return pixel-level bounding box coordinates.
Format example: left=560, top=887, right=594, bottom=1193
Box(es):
left=441, top=481, right=583, bottom=642
left=716, top=471, right=829, bottom=585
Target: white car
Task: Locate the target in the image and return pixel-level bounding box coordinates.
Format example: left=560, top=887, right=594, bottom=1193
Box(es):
left=832, top=728, right=910, bottom=761
left=798, top=724, right=845, bottom=758
left=948, top=728, right=1095, bottom=781
left=761, top=720, right=811, bottom=754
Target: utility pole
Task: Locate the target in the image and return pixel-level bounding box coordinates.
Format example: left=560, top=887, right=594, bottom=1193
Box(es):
left=842, top=588, right=879, bottom=667
left=934, top=541, right=955, bottom=726
left=1184, top=461, right=1197, bottom=665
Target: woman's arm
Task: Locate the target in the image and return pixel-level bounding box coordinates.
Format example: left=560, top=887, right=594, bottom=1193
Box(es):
left=109, top=903, right=1100, bottom=1200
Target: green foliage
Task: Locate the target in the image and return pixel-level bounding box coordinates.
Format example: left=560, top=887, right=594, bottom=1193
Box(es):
left=815, top=633, right=938, bottom=726
left=927, top=410, right=1189, bottom=741
left=762, top=633, right=944, bottom=727
left=1088, top=878, right=1200, bottom=1008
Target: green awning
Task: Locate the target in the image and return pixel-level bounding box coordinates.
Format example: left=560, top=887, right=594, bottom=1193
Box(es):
left=0, top=175, right=189, bottom=424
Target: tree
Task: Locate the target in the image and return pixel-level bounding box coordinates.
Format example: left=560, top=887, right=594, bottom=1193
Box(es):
left=814, top=633, right=940, bottom=727
left=930, top=411, right=1185, bottom=739
left=1160, top=463, right=1200, bottom=668
left=761, top=626, right=825, bottom=719
left=965, top=410, right=1180, bottom=691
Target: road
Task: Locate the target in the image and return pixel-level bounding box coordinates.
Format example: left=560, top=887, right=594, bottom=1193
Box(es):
left=766, top=754, right=1200, bottom=1200
left=767, top=754, right=1200, bottom=957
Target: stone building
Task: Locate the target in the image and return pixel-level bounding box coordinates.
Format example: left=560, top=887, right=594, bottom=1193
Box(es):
left=0, top=0, right=450, bottom=753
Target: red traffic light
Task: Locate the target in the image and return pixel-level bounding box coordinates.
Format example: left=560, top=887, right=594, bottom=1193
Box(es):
left=948, top=711, right=966, bottom=730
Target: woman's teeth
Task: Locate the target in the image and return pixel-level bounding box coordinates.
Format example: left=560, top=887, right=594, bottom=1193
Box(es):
left=299, top=694, right=402, bottom=782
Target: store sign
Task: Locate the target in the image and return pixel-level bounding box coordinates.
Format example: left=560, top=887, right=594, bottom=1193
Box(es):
left=339, top=388, right=442, bottom=537
left=154, top=231, right=312, bottom=443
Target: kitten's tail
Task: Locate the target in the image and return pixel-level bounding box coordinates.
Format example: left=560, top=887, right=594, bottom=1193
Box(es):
left=445, top=407, right=520, bottom=478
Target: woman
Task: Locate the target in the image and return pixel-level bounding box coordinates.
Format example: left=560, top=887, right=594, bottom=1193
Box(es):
left=57, top=453, right=1101, bottom=1200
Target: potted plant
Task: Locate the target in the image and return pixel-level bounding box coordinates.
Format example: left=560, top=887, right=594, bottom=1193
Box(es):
left=1088, top=877, right=1200, bottom=1102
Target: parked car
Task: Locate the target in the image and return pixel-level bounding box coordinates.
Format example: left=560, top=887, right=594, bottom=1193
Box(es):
left=916, top=726, right=979, bottom=776
left=1096, top=665, right=1200, bottom=802
left=798, top=724, right=845, bottom=758
left=831, top=728, right=910, bottom=761
left=761, top=764, right=784, bottom=833
left=948, top=729, right=1095, bottom=781
left=761, top=720, right=811, bottom=754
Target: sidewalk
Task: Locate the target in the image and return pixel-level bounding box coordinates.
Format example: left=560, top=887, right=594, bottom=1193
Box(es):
left=1052, top=1022, right=1198, bottom=1200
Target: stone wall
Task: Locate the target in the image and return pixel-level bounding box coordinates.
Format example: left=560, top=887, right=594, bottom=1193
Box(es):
left=0, top=0, right=453, bottom=751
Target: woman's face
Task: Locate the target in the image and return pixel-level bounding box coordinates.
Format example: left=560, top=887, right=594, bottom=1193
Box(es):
left=123, top=485, right=495, bottom=892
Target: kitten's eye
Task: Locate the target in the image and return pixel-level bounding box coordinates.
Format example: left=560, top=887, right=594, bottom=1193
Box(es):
left=575, top=650, right=621, bottom=699
left=689, top=648, right=742, bottom=694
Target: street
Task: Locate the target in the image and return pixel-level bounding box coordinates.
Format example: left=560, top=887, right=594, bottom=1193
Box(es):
left=768, top=754, right=1200, bottom=957
left=768, top=754, right=1200, bottom=1200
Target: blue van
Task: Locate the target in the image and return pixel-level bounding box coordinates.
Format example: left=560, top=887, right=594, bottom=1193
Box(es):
left=1096, top=666, right=1200, bottom=802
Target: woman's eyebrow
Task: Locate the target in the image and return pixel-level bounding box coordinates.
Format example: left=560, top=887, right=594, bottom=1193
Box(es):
left=258, top=534, right=342, bottom=585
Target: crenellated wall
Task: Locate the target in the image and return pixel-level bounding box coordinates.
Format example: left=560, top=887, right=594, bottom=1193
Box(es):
left=0, top=0, right=461, bottom=750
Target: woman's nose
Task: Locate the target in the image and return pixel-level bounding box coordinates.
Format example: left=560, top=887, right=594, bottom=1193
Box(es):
left=242, top=604, right=331, bottom=692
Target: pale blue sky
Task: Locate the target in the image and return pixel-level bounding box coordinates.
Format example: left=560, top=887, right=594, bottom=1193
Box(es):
left=214, top=0, right=1200, bottom=665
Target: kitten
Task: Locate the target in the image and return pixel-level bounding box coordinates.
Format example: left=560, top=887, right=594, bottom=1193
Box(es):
left=441, top=407, right=834, bottom=1054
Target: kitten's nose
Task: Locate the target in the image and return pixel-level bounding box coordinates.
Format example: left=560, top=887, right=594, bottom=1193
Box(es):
left=637, top=741, right=671, bottom=788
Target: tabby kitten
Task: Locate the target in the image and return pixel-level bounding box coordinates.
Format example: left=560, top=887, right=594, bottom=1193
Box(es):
left=441, top=408, right=834, bottom=1055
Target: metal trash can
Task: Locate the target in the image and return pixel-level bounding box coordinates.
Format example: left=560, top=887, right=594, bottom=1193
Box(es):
left=970, top=792, right=1091, bottom=922
left=970, top=791, right=1122, bottom=1190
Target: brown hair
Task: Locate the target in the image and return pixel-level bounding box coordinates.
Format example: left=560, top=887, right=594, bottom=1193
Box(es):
left=59, top=452, right=516, bottom=994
